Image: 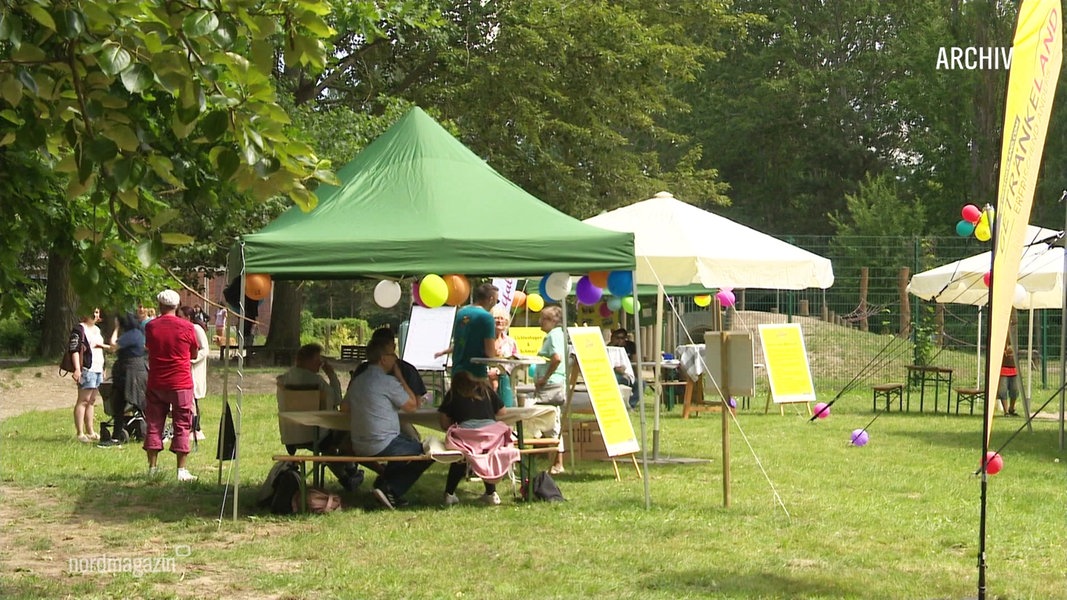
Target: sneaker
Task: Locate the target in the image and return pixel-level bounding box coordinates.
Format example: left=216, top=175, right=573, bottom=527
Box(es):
left=194, top=431, right=206, bottom=441
left=373, top=487, right=396, bottom=510
left=147, top=466, right=161, bottom=478
left=177, top=468, right=198, bottom=482
left=340, top=470, right=364, bottom=492
left=443, top=492, right=460, bottom=506
left=96, top=439, right=122, bottom=448
left=478, top=492, right=501, bottom=506
left=77, top=434, right=91, bottom=443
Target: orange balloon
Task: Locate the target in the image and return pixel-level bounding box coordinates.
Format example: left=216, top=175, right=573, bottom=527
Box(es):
left=512, top=290, right=526, bottom=308
left=444, top=274, right=471, bottom=306
left=245, top=273, right=272, bottom=301
left=588, top=271, right=610, bottom=289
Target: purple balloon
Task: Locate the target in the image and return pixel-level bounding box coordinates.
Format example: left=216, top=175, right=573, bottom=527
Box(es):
left=726, top=397, right=737, bottom=409
left=850, top=428, right=870, bottom=447
left=575, top=275, right=603, bottom=305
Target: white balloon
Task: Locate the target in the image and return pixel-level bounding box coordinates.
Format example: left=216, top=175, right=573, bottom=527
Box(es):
left=544, top=272, right=572, bottom=301
left=374, top=280, right=403, bottom=308
left=1013, top=284, right=1029, bottom=307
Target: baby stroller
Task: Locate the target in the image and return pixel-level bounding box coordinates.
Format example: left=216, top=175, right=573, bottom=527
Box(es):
left=99, top=378, right=147, bottom=445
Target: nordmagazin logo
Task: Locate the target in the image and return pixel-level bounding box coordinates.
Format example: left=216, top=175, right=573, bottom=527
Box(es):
left=937, top=47, right=1014, bottom=70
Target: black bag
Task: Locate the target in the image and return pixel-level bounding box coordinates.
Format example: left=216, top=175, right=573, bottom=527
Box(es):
left=256, top=462, right=304, bottom=515
left=531, top=471, right=565, bottom=502
left=60, top=326, right=90, bottom=375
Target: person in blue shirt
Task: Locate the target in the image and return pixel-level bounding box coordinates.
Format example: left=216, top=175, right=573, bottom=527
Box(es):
left=436, top=283, right=499, bottom=378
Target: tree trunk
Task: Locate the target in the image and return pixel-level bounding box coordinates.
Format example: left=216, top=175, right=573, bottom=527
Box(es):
left=265, top=280, right=303, bottom=365
left=38, top=250, right=77, bottom=357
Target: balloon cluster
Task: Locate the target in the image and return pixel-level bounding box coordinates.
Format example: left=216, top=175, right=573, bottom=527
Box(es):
left=535, top=270, right=640, bottom=315
left=956, top=204, right=994, bottom=242
left=404, top=274, right=472, bottom=308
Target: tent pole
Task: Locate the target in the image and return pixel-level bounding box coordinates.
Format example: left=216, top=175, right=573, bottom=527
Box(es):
left=1061, top=193, right=1067, bottom=449
left=977, top=307, right=983, bottom=388
left=233, top=244, right=246, bottom=522
left=653, top=286, right=664, bottom=459
left=630, top=272, right=651, bottom=509
left=1024, top=306, right=1034, bottom=432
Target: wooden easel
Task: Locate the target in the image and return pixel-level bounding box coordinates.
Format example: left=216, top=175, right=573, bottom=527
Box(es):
left=564, top=365, right=642, bottom=481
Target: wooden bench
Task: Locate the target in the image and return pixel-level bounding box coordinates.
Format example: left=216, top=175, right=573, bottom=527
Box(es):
left=954, top=387, right=984, bottom=415
left=872, top=383, right=904, bottom=411
left=272, top=444, right=561, bottom=511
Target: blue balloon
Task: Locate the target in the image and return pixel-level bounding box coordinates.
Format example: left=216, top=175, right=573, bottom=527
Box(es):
left=607, top=271, right=634, bottom=297
left=955, top=220, right=976, bottom=237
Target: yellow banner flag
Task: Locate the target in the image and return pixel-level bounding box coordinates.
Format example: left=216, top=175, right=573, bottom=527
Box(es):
left=986, top=0, right=1062, bottom=446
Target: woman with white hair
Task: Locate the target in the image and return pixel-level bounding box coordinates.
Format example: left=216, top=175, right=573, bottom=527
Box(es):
left=488, top=305, right=519, bottom=407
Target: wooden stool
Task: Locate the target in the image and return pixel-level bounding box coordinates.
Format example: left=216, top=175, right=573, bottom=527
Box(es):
left=954, top=387, right=984, bottom=415
left=872, top=383, right=904, bottom=411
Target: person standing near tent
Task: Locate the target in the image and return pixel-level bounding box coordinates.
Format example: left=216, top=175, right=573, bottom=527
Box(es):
left=997, top=346, right=1020, bottom=416
left=435, top=283, right=499, bottom=378
left=143, top=290, right=200, bottom=482
left=488, top=305, right=519, bottom=407
left=530, top=304, right=566, bottom=474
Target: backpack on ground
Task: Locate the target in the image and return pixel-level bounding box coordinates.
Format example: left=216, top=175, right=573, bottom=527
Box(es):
left=60, top=325, right=90, bottom=376
left=257, top=461, right=304, bottom=515
left=530, top=470, right=565, bottom=502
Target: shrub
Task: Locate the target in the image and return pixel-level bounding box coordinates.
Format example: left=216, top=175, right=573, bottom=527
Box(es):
left=0, top=317, right=30, bottom=356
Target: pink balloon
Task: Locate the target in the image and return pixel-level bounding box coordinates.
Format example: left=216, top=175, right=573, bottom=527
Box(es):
left=716, top=289, right=736, bottom=307
left=598, top=301, right=613, bottom=318
left=962, top=204, right=982, bottom=224
left=984, top=451, right=1003, bottom=475
left=813, top=402, right=830, bottom=419
left=982, top=271, right=991, bottom=287
left=412, top=281, right=426, bottom=307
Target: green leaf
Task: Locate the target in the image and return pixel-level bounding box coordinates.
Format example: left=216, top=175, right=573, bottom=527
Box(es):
left=119, top=64, right=154, bottom=93
left=117, top=188, right=139, bottom=208
left=161, top=232, right=195, bottom=245
left=136, top=239, right=160, bottom=267
left=57, top=8, right=86, bottom=39
left=102, top=123, right=139, bottom=152
left=215, top=147, right=240, bottom=180
left=25, top=4, right=56, bottom=31
left=16, top=68, right=39, bottom=96
left=200, top=110, right=229, bottom=141
left=183, top=10, right=219, bottom=37
left=11, top=43, right=46, bottom=62
left=98, top=42, right=132, bottom=76
left=0, top=109, right=23, bottom=125
left=151, top=208, right=180, bottom=229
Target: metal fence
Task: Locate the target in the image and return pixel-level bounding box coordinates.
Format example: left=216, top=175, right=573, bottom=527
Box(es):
left=669, top=235, right=1064, bottom=401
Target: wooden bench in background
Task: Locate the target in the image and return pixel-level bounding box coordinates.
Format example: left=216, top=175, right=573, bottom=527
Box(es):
left=872, top=383, right=904, bottom=412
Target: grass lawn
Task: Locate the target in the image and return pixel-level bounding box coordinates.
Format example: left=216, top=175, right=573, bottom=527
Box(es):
left=1, top=383, right=1065, bottom=599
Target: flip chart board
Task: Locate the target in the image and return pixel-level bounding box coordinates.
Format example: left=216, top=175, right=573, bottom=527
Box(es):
left=702, top=332, right=755, bottom=397
left=569, top=327, right=640, bottom=457
left=757, top=324, right=816, bottom=404
left=403, top=306, right=456, bottom=370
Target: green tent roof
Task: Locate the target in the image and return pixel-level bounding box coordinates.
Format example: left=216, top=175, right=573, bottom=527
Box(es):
left=239, top=107, right=634, bottom=280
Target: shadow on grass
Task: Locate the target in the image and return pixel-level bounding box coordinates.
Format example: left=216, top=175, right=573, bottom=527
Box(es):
left=643, top=568, right=860, bottom=598
left=68, top=472, right=262, bottom=524
left=893, top=425, right=1064, bottom=460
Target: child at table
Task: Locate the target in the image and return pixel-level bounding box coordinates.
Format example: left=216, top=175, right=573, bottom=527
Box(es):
left=438, top=371, right=517, bottom=506
left=997, top=346, right=1020, bottom=416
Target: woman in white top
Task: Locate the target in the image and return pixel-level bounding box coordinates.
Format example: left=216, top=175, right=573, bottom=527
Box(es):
left=180, top=306, right=210, bottom=440
left=71, top=307, right=109, bottom=442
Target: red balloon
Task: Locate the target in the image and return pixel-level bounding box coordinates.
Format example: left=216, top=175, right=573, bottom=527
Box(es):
left=982, top=271, right=991, bottom=287
left=598, top=301, right=613, bottom=318
left=983, top=451, right=1003, bottom=475
left=962, top=204, right=982, bottom=224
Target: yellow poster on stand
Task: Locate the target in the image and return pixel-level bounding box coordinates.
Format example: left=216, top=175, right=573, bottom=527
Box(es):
left=568, top=327, right=640, bottom=457
left=758, top=324, right=816, bottom=404
left=509, top=327, right=546, bottom=357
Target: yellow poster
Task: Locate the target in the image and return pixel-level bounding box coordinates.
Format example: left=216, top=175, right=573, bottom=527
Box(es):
left=757, top=324, right=816, bottom=403
left=986, top=0, right=1062, bottom=445
left=509, top=327, right=545, bottom=357
left=568, top=327, right=640, bottom=457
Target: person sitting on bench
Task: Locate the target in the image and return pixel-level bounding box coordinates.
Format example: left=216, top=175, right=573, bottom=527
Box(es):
left=346, top=334, right=431, bottom=510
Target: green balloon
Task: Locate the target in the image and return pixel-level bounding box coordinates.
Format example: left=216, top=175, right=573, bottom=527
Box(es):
left=622, top=296, right=640, bottom=314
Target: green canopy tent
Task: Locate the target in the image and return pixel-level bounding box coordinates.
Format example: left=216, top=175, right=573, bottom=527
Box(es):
left=222, top=107, right=641, bottom=517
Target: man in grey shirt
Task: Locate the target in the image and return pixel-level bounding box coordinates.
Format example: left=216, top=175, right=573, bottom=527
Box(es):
left=346, top=334, right=428, bottom=509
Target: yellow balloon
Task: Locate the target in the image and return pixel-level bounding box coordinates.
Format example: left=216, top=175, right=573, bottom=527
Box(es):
left=975, top=221, right=991, bottom=242
left=694, top=294, right=712, bottom=308
left=526, top=293, right=545, bottom=312
left=419, top=274, right=449, bottom=307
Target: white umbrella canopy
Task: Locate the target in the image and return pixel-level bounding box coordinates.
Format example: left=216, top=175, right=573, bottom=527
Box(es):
left=583, top=191, right=834, bottom=290
left=907, top=226, right=1064, bottom=309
